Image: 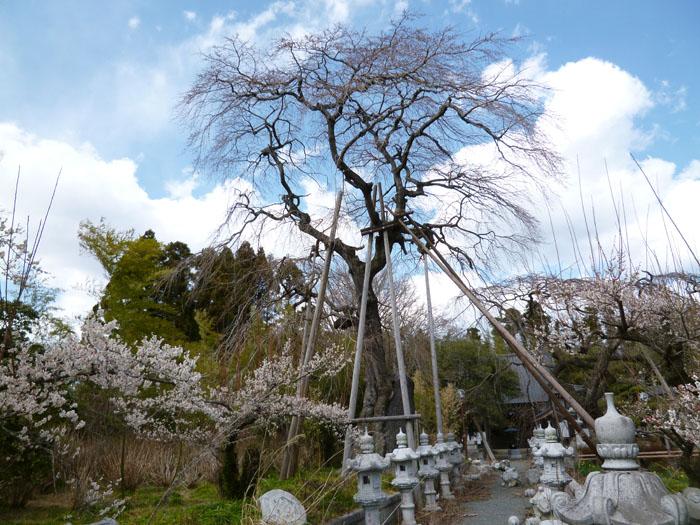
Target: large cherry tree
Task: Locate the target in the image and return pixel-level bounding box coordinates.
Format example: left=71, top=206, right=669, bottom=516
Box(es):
left=180, top=16, right=559, bottom=419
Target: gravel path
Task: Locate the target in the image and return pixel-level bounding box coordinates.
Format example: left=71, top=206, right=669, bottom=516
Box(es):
left=457, top=460, right=530, bottom=525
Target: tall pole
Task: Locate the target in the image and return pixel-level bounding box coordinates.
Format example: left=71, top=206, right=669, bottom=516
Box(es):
left=423, top=256, right=444, bottom=436
left=281, top=190, right=343, bottom=479
left=393, top=215, right=596, bottom=431
left=378, top=185, right=415, bottom=449
left=342, top=230, right=374, bottom=469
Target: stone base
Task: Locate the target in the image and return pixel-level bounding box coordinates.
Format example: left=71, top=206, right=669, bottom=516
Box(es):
left=552, top=470, right=688, bottom=525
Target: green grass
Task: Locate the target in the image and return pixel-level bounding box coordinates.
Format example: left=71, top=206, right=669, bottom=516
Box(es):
left=0, top=466, right=364, bottom=525
left=649, top=463, right=690, bottom=493
left=576, top=460, right=601, bottom=478
left=255, top=467, right=357, bottom=523
left=0, top=483, right=245, bottom=525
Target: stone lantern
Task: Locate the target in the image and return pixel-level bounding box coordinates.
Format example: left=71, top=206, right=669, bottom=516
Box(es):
left=347, top=429, right=390, bottom=525
left=552, top=392, right=699, bottom=524
left=446, top=432, right=464, bottom=482
left=528, top=424, right=546, bottom=469
left=416, top=431, right=441, bottom=512
left=532, top=422, right=573, bottom=490
left=433, top=433, right=454, bottom=500
left=387, top=429, right=420, bottom=525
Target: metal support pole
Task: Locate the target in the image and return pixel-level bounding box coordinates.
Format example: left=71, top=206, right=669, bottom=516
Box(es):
left=281, top=190, right=343, bottom=479
left=423, top=256, right=444, bottom=437
left=392, top=214, right=597, bottom=431
left=378, top=185, right=415, bottom=449
left=342, top=231, right=374, bottom=469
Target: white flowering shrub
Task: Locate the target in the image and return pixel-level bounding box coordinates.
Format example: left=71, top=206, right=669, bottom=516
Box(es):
left=0, top=315, right=225, bottom=451
left=644, top=376, right=700, bottom=448
left=0, top=313, right=350, bottom=509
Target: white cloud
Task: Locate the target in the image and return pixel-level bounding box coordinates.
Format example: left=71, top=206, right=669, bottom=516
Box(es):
left=416, top=54, right=699, bottom=315
left=394, top=0, right=409, bottom=15
left=678, top=159, right=700, bottom=181
left=56, top=0, right=381, bottom=154
left=127, top=16, right=140, bottom=30
left=0, top=124, right=248, bottom=320
left=0, top=124, right=361, bottom=322
left=532, top=57, right=699, bottom=275
left=655, top=79, right=687, bottom=113
left=183, top=10, right=197, bottom=22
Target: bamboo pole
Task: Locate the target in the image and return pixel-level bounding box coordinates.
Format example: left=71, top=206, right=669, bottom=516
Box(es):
left=423, top=256, right=444, bottom=436
left=392, top=215, right=596, bottom=431
left=342, top=229, right=375, bottom=469
left=379, top=185, right=415, bottom=449
left=281, top=191, right=343, bottom=479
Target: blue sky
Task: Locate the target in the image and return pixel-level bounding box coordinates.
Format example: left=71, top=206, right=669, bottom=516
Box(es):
left=0, top=0, right=698, bottom=318
left=1, top=0, right=697, bottom=195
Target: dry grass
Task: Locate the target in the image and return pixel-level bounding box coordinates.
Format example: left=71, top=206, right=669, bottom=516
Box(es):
left=57, top=435, right=219, bottom=506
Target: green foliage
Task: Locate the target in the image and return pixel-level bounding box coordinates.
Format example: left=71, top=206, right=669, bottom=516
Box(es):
left=195, top=242, right=273, bottom=334
left=0, top=483, right=245, bottom=525
left=576, top=460, right=601, bottom=478
left=78, top=218, right=135, bottom=276
left=80, top=221, right=199, bottom=346
left=437, top=331, right=520, bottom=428
left=0, top=417, right=53, bottom=508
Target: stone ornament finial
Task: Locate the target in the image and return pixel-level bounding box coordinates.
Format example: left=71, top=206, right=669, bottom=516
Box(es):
left=544, top=421, right=558, bottom=442
left=594, top=392, right=640, bottom=470
left=359, top=427, right=375, bottom=454
left=396, top=427, right=408, bottom=448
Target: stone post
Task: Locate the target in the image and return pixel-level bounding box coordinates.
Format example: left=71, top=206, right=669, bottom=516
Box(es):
left=433, top=433, right=454, bottom=500
left=387, top=429, right=420, bottom=525
left=417, top=431, right=441, bottom=512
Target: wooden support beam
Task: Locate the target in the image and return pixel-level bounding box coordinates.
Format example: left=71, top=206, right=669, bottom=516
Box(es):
left=423, top=256, right=445, bottom=436
left=342, top=226, right=375, bottom=468
left=350, top=413, right=422, bottom=423
left=392, top=214, right=597, bottom=431
left=281, top=191, right=343, bottom=479
left=379, top=185, right=415, bottom=449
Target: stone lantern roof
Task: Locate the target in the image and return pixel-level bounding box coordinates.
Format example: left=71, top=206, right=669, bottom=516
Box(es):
left=348, top=429, right=390, bottom=473
left=387, top=428, right=419, bottom=463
